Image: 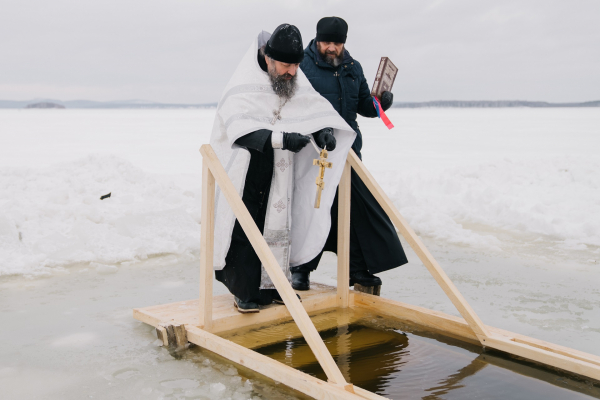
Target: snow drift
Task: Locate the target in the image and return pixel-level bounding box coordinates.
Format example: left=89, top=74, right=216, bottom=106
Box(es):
left=0, top=155, right=200, bottom=276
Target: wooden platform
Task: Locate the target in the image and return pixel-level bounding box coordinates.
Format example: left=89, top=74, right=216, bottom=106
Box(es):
left=133, top=145, right=600, bottom=400
left=134, top=283, right=341, bottom=335
left=134, top=283, right=600, bottom=383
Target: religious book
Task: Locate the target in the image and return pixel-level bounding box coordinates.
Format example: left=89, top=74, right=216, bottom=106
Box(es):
left=370, top=57, right=398, bottom=99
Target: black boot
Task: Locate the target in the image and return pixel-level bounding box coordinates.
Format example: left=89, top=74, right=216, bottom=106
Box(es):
left=291, top=270, right=310, bottom=291
left=349, top=270, right=382, bottom=287
left=233, top=297, right=259, bottom=313
left=272, top=292, right=302, bottom=305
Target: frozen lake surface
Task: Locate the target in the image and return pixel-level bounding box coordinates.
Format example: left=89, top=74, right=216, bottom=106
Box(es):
left=0, top=108, right=599, bottom=398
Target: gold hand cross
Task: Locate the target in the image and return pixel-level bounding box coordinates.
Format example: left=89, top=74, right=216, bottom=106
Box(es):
left=313, top=149, right=332, bottom=208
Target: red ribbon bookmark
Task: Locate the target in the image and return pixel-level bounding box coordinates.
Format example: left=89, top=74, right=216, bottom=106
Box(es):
left=373, top=97, right=394, bottom=130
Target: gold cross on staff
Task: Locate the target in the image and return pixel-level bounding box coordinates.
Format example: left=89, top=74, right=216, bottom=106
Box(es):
left=313, top=149, right=332, bottom=208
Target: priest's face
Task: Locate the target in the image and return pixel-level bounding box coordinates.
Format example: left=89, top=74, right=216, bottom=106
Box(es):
left=317, top=42, right=344, bottom=67
left=265, top=57, right=299, bottom=100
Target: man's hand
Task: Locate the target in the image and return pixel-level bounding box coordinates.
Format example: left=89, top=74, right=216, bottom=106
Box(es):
left=313, top=127, right=336, bottom=151
left=380, top=91, right=393, bottom=111
left=282, top=132, right=311, bottom=153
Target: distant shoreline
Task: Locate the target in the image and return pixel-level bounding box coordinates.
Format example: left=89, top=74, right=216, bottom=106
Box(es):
left=1, top=99, right=598, bottom=109
left=393, top=100, right=600, bottom=108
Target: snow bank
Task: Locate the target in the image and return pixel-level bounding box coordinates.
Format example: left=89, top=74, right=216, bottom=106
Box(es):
left=380, top=156, right=600, bottom=250
left=0, top=155, right=200, bottom=276
left=1, top=108, right=598, bottom=276
left=4, top=152, right=596, bottom=277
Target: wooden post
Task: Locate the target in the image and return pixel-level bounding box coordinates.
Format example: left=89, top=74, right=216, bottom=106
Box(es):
left=157, top=323, right=188, bottom=348
left=199, top=158, right=215, bottom=331
left=346, top=150, right=490, bottom=341
left=337, top=161, right=351, bottom=308
left=200, top=145, right=352, bottom=391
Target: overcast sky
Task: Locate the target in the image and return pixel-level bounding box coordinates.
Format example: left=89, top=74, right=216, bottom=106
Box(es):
left=1, top=0, right=599, bottom=103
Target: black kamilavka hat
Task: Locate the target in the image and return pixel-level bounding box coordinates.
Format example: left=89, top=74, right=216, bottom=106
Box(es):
left=316, top=16, right=348, bottom=44
left=264, top=24, right=304, bottom=64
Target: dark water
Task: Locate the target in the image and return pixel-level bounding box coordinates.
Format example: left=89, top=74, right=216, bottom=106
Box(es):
left=228, top=310, right=600, bottom=399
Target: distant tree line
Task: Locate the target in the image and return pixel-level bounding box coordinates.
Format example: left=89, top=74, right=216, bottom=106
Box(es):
left=2, top=99, right=599, bottom=109
left=393, top=100, right=600, bottom=108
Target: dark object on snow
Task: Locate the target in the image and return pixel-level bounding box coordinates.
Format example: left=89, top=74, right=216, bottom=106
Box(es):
left=265, top=24, right=304, bottom=64
left=316, top=16, right=348, bottom=44
left=100, top=192, right=111, bottom=200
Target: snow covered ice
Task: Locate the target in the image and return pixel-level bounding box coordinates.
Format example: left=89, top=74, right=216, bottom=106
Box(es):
left=0, top=154, right=201, bottom=276
left=0, top=107, right=599, bottom=398
left=1, top=108, right=599, bottom=276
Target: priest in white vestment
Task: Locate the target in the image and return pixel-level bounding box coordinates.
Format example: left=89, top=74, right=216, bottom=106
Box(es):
left=209, top=24, right=356, bottom=313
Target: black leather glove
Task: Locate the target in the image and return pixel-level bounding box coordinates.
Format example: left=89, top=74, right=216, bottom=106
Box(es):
left=312, top=127, right=336, bottom=151
left=282, top=132, right=311, bottom=153
left=380, top=91, right=393, bottom=111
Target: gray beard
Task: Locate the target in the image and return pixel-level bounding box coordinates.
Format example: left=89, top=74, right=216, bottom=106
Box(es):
left=268, top=71, right=298, bottom=101
left=323, top=53, right=343, bottom=67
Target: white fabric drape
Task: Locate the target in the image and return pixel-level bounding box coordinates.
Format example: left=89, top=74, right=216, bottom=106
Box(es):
left=209, top=31, right=356, bottom=276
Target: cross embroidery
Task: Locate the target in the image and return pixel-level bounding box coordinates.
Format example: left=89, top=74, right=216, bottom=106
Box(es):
left=273, top=199, right=286, bottom=213
left=275, top=158, right=289, bottom=172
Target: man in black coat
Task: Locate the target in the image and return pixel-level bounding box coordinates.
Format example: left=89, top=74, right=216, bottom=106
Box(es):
left=292, top=16, right=408, bottom=291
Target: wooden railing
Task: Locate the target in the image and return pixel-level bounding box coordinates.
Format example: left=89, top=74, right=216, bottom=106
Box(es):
left=198, top=143, right=600, bottom=395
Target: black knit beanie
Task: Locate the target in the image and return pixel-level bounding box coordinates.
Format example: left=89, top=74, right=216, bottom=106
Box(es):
left=315, top=17, right=348, bottom=43
left=264, top=24, right=304, bottom=64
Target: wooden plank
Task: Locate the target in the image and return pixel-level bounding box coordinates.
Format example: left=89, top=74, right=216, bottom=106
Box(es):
left=200, top=145, right=351, bottom=388
left=483, top=334, right=600, bottom=381
left=186, top=326, right=387, bottom=400
left=353, top=292, right=600, bottom=381
left=337, top=161, right=351, bottom=308
left=353, top=284, right=381, bottom=296
left=508, top=335, right=600, bottom=368
left=479, top=352, right=600, bottom=397
left=173, top=324, right=188, bottom=347
left=134, top=284, right=339, bottom=334
left=211, top=293, right=338, bottom=334
left=353, top=292, right=480, bottom=344
left=156, top=325, right=168, bottom=346
left=137, top=284, right=600, bottom=384
left=222, top=308, right=367, bottom=350
left=346, top=150, right=490, bottom=340
left=199, top=159, right=215, bottom=330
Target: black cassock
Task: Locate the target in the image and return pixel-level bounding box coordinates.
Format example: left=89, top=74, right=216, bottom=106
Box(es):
left=215, top=129, right=280, bottom=305
left=297, top=39, right=408, bottom=276
left=216, top=51, right=290, bottom=304
left=292, top=168, right=408, bottom=275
